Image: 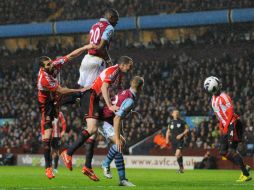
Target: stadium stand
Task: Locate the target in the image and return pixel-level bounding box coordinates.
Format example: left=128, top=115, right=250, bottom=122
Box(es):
left=0, top=0, right=254, bottom=24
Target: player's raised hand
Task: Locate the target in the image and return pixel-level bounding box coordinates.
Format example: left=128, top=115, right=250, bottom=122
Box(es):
left=109, top=105, right=119, bottom=112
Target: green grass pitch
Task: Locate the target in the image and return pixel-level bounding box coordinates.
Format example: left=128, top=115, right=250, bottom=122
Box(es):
left=0, top=166, right=253, bottom=190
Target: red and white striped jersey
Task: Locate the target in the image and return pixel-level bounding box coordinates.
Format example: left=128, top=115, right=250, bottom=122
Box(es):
left=52, top=112, right=67, bottom=138
left=37, top=56, right=69, bottom=104
left=91, top=64, right=123, bottom=95
left=211, top=92, right=239, bottom=127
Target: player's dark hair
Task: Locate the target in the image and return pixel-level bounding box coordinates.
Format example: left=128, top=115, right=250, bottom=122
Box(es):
left=116, top=56, right=133, bottom=65
left=105, top=8, right=119, bottom=18
left=38, top=56, right=51, bottom=67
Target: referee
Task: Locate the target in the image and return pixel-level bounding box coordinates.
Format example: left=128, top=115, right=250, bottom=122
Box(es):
left=166, top=109, right=189, bottom=173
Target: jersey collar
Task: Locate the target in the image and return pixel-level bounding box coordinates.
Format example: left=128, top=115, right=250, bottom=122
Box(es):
left=100, top=18, right=111, bottom=25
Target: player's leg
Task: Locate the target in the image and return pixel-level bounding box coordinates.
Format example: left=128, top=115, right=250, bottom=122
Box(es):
left=175, top=148, right=184, bottom=173
left=51, top=138, right=60, bottom=173
left=219, top=121, right=251, bottom=182
left=232, top=120, right=251, bottom=182
left=226, top=144, right=251, bottom=182
left=101, top=122, right=118, bottom=175
left=101, top=122, right=135, bottom=186
left=61, top=90, right=99, bottom=170
left=62, top=119, right=97, bottom=170
left=42, top=101, right=60, bottom=179
left=52, top=151, right=59, bottom=173
left=84, top=134, right=97, bottom=170
left=82, top=133, right=99, bottom=181
left=42, top=120, right=54, bottom=179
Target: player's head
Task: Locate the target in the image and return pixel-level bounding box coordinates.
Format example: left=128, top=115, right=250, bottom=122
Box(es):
left=39, top=56, right=54, bottom=74
left=117, top=56, right=133, bottom=73
left=130, top=76, right=144, bottom=94
left=104, top=8, right=119, bottom=27
left=203, top=76, right=222, bottom=95
left=172, top=109, right=180, bottom=119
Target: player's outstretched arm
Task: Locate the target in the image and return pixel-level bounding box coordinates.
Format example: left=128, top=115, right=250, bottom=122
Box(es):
left=66, top=44, right=97, bottom=61
left=56, top=85, right=84, bottom=95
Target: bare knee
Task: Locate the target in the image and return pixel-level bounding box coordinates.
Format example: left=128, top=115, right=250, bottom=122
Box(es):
left=175, top=149, right=182, bottom=158
left=85, top=119, right=98, bottom=134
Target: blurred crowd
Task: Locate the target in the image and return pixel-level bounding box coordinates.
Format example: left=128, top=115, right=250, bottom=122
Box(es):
left=0, top=32, right=254, bottom=156
left=1, top=0, right=254, bottom=24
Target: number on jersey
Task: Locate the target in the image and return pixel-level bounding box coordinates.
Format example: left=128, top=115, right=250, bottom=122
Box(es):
left=90, top=27, right=101, bottom=44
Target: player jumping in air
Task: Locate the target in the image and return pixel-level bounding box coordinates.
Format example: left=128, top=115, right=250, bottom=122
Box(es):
left=204, top=76, right=252, bottom=182
left=77, top=8, right=119, bottom=181
left=61, top=56, right=133, bottom=177
left=37, top=44, right=94, bottom=179
left=166, top=109, right=189, bottom=173
left=78, top=8, right=119, bottom=87
left=100, top=76, right=144, bottom=186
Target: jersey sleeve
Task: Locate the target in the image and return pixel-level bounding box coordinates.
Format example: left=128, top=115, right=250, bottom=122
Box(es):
left=103, top=73, right=112, bottom=83
left=115, top=98, right=135, bottom=118
left=101, top=25, right=114, bottom=41
left=41, top=75, right=59, bottom=92
left=103, top=67, right=118, bottom=83
left=52, top=56, right=69, bottom=70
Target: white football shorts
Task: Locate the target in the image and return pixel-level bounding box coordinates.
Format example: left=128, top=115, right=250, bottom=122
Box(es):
left=78, top=54, right=106, bottom=87
left=99, top=121, right=115, bottom=140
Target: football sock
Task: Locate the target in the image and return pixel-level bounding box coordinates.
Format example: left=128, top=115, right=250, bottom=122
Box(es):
left=103, top=144, right=118, bottom=167
left=85, top=138, right=95, bottom=169
left=177, top=156, right=183, bottom=169
left=225, top=152, right=236, bottom=164
left=53, top=155, right=59, bottom=169
left=233, top=153, right=249, bottom=176
left=226, top=152, right=249, bottom=176
left=67, top=130, right=91, bottom=156
left=115, top=152, right=126, bottom=181
left=43, top=139, right=52, bottom=168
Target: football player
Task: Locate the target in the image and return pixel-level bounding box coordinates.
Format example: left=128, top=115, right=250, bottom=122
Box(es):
left=100, top=76, right=144, bottom=186
left=37, top=44, right=94, bottom=179
left=77, top=8, right=119, bottom=181
left=204, top=76, right=252, bottom=182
